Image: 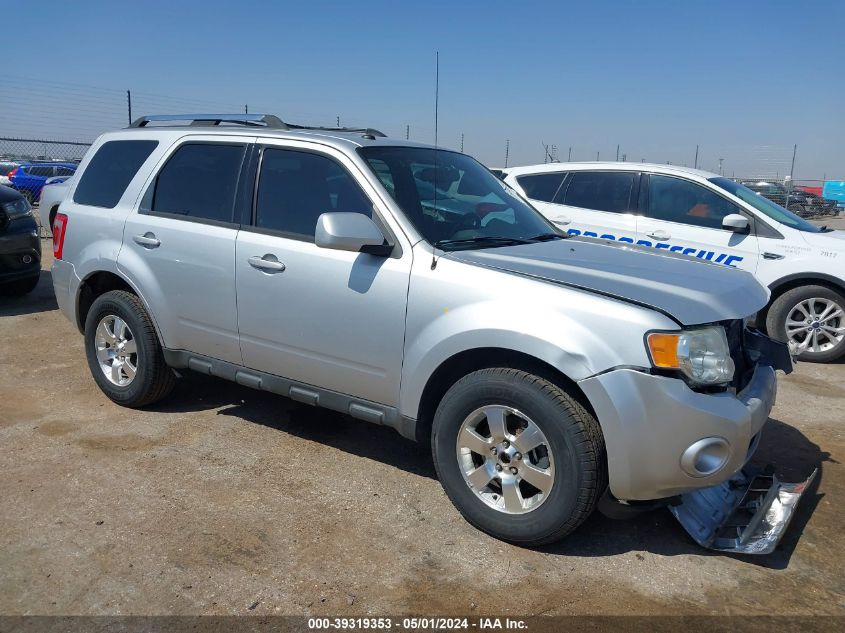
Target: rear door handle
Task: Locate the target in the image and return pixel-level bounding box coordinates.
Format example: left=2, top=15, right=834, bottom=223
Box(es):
left=248, top=254, right=286, bottom=273
left=646, top=230, right=671, bottom=240
left=133, top=232, right=160, bottom=248
left=554, top=216, right=572, bottom=226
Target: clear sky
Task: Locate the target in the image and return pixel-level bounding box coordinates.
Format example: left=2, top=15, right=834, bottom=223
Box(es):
left=2, top=0, right=843, bottom=179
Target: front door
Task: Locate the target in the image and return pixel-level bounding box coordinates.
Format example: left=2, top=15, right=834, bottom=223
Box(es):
left=636, top=174, right=759, bottom=272
left=235, top=144, right=411, bottom=405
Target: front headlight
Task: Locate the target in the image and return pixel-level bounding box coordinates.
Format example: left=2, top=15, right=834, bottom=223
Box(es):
left=646, top=326, right=735, bottom=386
left=2, top=197, right=32, bottom=220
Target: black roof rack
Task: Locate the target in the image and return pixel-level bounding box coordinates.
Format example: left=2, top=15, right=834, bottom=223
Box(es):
left=128, top=114, right=386, bottom=137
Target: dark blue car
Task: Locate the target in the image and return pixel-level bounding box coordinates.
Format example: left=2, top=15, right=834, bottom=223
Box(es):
left=8, top=162, right=77, bottom=202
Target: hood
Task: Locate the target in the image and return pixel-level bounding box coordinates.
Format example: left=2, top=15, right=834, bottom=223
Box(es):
left=799, top=228, right=845, bottom=247
left=446, top=238, right=769, bottom=325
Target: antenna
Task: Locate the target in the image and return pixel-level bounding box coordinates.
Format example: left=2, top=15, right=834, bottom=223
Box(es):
left=434, top=51, right=440, bottom=147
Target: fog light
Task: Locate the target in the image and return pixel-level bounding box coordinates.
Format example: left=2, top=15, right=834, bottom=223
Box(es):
left=680, top=437, right=731, bottom=477
left=21, top=254, right=33, bottom=264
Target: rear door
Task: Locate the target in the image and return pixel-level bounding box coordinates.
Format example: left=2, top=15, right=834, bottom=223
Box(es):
left=637, top=174, right=759, bottom=271
left=119, top=138, right=251, bottom=364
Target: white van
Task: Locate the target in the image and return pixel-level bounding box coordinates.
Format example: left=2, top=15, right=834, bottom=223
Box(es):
left=503, top=162, right=845, bottom=362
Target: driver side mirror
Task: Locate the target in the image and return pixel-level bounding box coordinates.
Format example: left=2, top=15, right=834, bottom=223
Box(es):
left=315, top=212, right=391, bottom=255
left=722, top=213, right=750, bottom=233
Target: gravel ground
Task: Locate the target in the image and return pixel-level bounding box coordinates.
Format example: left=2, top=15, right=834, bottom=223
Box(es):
left=0, top=246, right=843, bottom=617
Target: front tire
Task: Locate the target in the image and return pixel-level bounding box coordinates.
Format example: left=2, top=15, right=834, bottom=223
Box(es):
left=431, top=368, right=606, bottom=546
left=84, top=290, right=175, bottom=407
left=766, top=285, right=845, bottom=363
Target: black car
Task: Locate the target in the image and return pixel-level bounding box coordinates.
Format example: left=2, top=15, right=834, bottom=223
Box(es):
left=0, top=184, right=41, bottom=296
left=799, top=189, right=840, bottom=216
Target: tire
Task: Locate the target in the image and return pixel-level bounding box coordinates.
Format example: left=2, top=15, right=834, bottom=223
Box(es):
left=0, top=274, right=39, bottom=296
left=431, top=368, right=607, bottom=546
left=84, top=290, right=176, bottom=407
left=766, top=285, right=845, bottom=363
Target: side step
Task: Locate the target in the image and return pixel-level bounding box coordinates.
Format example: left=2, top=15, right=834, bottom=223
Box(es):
left=669, top=466, right=817, bottom=554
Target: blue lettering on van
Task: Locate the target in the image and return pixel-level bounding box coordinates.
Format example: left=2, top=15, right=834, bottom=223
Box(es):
left=564, top=228, right=743, bottom=267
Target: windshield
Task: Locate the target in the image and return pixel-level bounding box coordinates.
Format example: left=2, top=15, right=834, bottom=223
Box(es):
left=359, top=146, right=559, bottom=250
left=709, top=177, right=824, bottom=233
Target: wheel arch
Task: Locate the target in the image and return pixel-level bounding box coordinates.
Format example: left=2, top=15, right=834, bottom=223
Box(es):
left=413, top=347, right=596, bottom=445
left=762, top=273, right=845, bottom=327
left=75, top=270, right=163, bottom=344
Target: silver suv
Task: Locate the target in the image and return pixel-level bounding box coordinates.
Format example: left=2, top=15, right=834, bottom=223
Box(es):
left=51, top=114, right=807, bottom=552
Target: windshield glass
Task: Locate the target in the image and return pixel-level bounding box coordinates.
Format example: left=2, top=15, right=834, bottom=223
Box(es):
left=359, top=146, right=558, bottom=249
left=709, top=177, right=823, bottom=233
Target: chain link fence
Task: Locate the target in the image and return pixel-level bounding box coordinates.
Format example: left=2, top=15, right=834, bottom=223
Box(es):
left=0, top=137, right=91, bottom=236
left=732, top=176, right=842, bottom=219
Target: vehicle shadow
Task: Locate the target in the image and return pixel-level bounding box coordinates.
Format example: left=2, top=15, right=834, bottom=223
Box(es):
left=0, top=269, right=58, bottom=316
left=155, top=375, right=828, bottom=565
left=153, top=373, right=437, bottom=480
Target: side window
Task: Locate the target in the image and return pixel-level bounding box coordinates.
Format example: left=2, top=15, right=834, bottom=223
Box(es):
left=255, top=148, right=372, bottom=240
left=646, top=175, right=742, bottom=230
left=151, top=143, right=245, bottom=223
left=561, top=171, right=635, bottom=213
left=516, top=172, right=566, bottom=202
left=73, top=140, right=158, bottom=208
left=31, top=166, right=53, bottom=177
left=56, top=166, right=76, bottom=176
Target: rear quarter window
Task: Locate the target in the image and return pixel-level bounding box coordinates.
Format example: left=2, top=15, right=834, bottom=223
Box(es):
left=73, top=140, right=159, bottom=208
left=516, top=172, right=566, bottom=202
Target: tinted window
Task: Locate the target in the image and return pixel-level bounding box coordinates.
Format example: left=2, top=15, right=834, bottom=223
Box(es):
left=255, top=148, right=372, bottom=240
left=562, top=171, right=635, bottom=213
left=29, top=166, right=54, bottom=177
left=74, top=141, right=158, bottom=208
left=647, top=175, right=742, bottom=230
left=152, top=143, right=245, bottom=222
left=516, top=172, right=566, bottom=202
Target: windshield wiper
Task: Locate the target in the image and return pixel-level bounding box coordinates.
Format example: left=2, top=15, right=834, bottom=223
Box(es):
left=434, top=236, right=535, bottom=251
left=525, top=232, right=567, bottom=242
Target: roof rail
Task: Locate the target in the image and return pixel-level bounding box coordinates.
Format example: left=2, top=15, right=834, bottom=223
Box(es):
left=128, top=114, right=388, bottom=138
left=129, top=114, right=288, bottom=128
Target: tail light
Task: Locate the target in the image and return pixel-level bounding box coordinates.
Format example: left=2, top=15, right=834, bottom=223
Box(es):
left=53, top=213, right=68, bottom=260
left=7, top=168, right=18, bottom=178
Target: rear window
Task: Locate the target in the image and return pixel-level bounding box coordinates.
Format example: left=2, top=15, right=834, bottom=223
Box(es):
left=150, top=143, right=245, bottom=223
left=73, top=140, right=158, bottom=208
left=516, top=172, right=566, bottom=202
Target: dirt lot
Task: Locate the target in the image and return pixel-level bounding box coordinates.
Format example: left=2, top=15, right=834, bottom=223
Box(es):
left=1, top=245, right=843, bottom=618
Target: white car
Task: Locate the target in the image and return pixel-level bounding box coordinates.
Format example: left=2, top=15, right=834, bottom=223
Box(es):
left=503, top=162, right=845, bottom=362
left=38, top=175, right=74, bottom=234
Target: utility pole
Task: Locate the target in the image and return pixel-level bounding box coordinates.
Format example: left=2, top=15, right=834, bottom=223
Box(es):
left=789, top=144, right=797, bottom=180
left=596, top=151, right=600, bottom=161
left=406, top=124, right=409, bottom=140
left=616, top=144, right=620, bottom=161
left=460, top=133, right=464, bottom=152
left=551, top=144, right=557, bottom=162
left=245, top=104, right=248, bottom=114
left=337, top=116, right=341, bottom=127
left=505, top=140, right=510, bottom=168
left=567, top=146, right=572, bottom=161
left=694, top=144, right=699, bottom=169
left=718, top=158, right=724, bottom=175
left=127, top=90, right=132, bottom=125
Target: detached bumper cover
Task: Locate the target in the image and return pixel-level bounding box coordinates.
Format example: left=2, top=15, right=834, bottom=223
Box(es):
left=669, top=466, right=817, bottom=554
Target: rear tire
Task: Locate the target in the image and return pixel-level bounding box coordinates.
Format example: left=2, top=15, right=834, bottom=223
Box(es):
left=766, top=285, right=845, bottom=363
left=84, top=290, right=176, bottom=407
left=431, top=368, right=606, bottom=546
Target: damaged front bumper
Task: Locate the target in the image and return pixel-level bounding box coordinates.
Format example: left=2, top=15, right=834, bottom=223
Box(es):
left=669, top=466, right=817, bottom=554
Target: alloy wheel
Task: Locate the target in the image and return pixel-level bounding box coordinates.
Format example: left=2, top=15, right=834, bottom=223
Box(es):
left=94, top=314, right=139, bottom=386
left=785, top=297, right=844, bottom=355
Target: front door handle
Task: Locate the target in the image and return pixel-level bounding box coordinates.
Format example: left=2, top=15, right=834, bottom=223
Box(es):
left=133, top=232, right=160, bottom=248
left=646, top=230, right=671, bottom=240
left=248, top=254, right=286, bottom=273
left=554, top=216, right=572, bottom=226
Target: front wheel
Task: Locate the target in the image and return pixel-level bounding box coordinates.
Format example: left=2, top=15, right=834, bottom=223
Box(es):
left=431, top=368, right=606, bottom=546
left=766, top=285, right=845, bottom=363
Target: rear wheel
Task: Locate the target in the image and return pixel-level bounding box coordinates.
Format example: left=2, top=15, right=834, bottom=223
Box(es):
left=84, top=290, right=176, bottom=406
left=766, top=285, right=845, bottom=363
left=431, top=368, right=606, bottom=546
